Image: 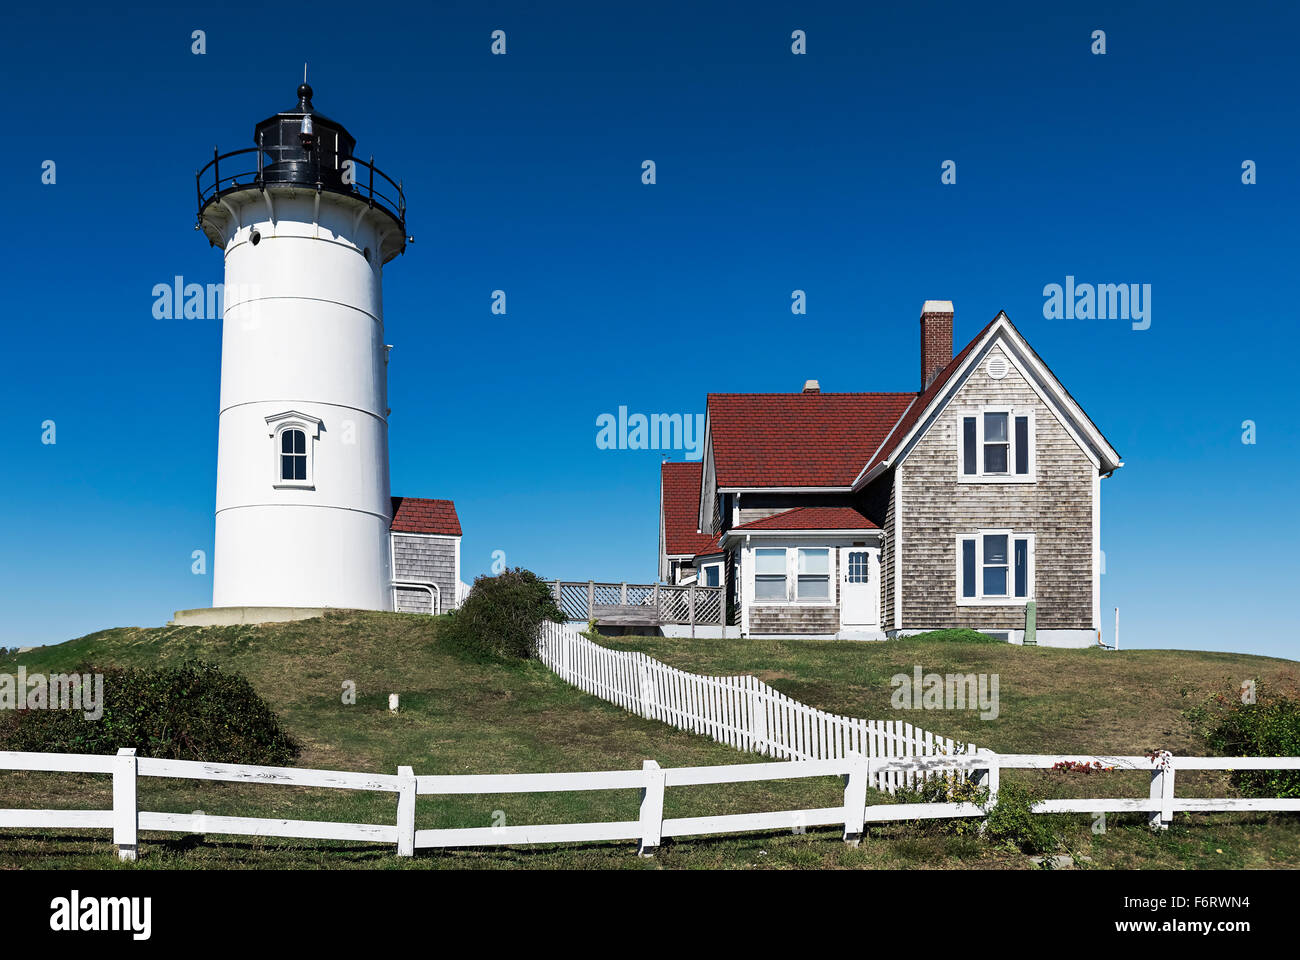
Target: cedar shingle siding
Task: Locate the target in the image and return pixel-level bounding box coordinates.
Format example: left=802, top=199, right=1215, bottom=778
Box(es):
left=898, top=343, right=1094, bottom=631
left=392, top=533, right=458, bottom=614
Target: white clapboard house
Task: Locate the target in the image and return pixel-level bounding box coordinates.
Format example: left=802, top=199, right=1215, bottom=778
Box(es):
left=659, top=302, right=1123, bottom=645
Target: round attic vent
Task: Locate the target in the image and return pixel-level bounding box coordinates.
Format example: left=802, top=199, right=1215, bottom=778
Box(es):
left=986, top=355, right=1009, bottom=380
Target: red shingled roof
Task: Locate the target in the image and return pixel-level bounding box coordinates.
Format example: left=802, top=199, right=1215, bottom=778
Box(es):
left=661, top=462, right=717, bottom=556
left=732, top=506, right=879, bottom=532
left=692, top=532, right=725, bottom=562
left=862, top=315, right=1003, bottom=474
left=390, top=497, right=461, bottom=536
left=708, top=393, right=915, bottom=487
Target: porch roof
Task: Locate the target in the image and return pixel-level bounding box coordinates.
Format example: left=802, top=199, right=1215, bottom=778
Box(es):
left=730, top=505, right=880, bottom=533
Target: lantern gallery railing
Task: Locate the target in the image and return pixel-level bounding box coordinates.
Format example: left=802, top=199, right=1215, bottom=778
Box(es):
left=195, top=145, right=406, bottom=229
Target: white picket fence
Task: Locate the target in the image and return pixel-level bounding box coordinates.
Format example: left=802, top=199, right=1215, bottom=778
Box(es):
left=3, top=747, right=1298, bottom=862
left=535, top=620, right=973, bottom=792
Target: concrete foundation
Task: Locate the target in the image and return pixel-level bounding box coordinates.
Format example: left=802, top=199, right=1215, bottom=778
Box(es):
left=170, top=606, right=332, bottom=627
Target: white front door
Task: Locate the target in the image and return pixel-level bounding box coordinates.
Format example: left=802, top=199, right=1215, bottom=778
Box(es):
left=839, top=547, right=878, bottom=628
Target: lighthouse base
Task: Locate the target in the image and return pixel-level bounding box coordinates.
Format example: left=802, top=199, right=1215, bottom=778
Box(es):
left=212, top=504, right=395, bottom=611
left=170, top=606, right=332, bottom=627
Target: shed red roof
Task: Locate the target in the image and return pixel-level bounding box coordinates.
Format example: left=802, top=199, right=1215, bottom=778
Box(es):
left=661, top=462, right=716, bottom=556
left=707, top=393, right=915, bottom=488
left=731, top=506, right=879, bottom=532
left=390, top=497, right=461, bottom=536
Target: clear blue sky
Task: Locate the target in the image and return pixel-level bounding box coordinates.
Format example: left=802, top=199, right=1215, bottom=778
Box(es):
left=1, top=1, right=1296, bottom=657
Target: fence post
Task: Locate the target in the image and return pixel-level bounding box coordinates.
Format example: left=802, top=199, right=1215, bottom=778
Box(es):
left=621, top=582, right=628, bottom=605
left=974, top=750, right=999, bottom=833
left=1149, top=752, right=1173, bottom=831
left=396, top=765, right=416, bottom=857
left=842, top=753, right=868, bottom=846
left=587, top=581, right=595, bottom=619
left=689, top=586, right=696, bottom=638
left=638, top=760, right=665, bottom=857
left=653, top=582, right=660, bottom=624
left=113, top=747, right=138, bottom=862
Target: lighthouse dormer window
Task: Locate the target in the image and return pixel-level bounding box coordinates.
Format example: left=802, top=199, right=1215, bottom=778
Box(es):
left=266, top=411, right=322, bottom=490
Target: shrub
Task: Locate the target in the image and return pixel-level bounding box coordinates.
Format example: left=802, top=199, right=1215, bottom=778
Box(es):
left=1184, top=680, right=1300, bottom=797
left=889, top=772, right=988, bottom=837
left=984, top=780, right=1059, bottom=854
left=900, top=629, right=1004, bottom=644
left=440, top=567, right=564, bottom=661
left=0, top=660, right=301, bottom=765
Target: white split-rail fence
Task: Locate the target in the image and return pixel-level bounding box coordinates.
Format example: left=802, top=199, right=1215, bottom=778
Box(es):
left=2, top=748, right=1298, bottom=862
left=535, top=619, right=973, bottom=792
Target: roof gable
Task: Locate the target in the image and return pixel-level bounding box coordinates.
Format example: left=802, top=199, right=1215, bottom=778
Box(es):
left=660, top=462, right=717, bottom=556
left=856, top=313, right=1122, bottom=483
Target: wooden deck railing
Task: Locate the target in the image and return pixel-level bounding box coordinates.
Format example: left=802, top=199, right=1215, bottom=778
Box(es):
left=545, top=581, right=724, bottom=627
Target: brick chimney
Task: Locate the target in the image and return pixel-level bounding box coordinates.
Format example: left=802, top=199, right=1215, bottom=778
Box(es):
left=919, top=300, right=954, bottom=390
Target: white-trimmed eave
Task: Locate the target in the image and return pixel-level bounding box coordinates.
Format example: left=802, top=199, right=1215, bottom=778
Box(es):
left=853, top=314, right=1123, bottom=485
left=850, top=396, right=917, bottom=491
left=717, top=485, right=854, bottom=494
left=697, top=413, right=716, bottom=532
left=720, top=527, right=882, bottom=544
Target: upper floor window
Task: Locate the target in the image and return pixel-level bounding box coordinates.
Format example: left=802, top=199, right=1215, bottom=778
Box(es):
left=266, top=411, right=321, bottom=489
left=702, top=563, right=721, bottom=588
left=959, top=407, right=1033, bottom=481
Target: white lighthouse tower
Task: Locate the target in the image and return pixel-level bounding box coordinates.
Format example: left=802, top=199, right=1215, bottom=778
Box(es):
left=196, top=82, right=407, bottom=610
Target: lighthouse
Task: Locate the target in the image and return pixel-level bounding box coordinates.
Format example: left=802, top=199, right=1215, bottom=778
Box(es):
left=196, top=82, right=409, bottom=611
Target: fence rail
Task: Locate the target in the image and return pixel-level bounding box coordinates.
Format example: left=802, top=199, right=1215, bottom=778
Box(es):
left=535, top=620, right=972, bottom=792
left=547, top=581, right=724, bottom=627
left=3, top=747, right=1297, bottom=861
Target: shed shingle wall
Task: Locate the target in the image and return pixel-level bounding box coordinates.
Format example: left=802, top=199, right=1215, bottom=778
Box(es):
left=391, top=533, right=459, bottom=614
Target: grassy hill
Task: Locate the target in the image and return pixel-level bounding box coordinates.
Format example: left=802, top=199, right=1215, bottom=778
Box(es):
left=1, top=612, right=1297, bottom=870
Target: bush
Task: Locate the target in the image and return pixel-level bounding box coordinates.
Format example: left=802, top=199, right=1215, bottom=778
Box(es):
left=1184, top=681, right=1300, bottom=797
left=901, top=629, right=1004, bottom=644
left=0, top=660, right=301, bottom=765
left=440, top=567, right=564, bottom=661
left=889, top=772, right=988, bottom=837
left=984, top=780, right=1059, bottom=854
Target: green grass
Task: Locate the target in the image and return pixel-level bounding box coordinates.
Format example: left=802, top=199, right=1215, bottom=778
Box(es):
left=1, top=613, right=1297, bottom=869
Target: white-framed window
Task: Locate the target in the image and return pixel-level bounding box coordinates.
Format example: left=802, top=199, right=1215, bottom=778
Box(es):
left=796, top=548, right=830, bottom=600
left=754, top=548, right=787, bottom=601
left=956, top=530, right=1034, bottom=604
left=702, top=563, right=721, bottom=588
left=280, top=428, right=307, bottom=481
left=266, top=411, right=321, bottom=489
left=958, top=407, right=1034, bottom=482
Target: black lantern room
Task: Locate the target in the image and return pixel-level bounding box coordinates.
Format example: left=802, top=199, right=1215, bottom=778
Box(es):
left=196, top=82, right=407, bottom=244
left=254, top=83, right=356, bottom=191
